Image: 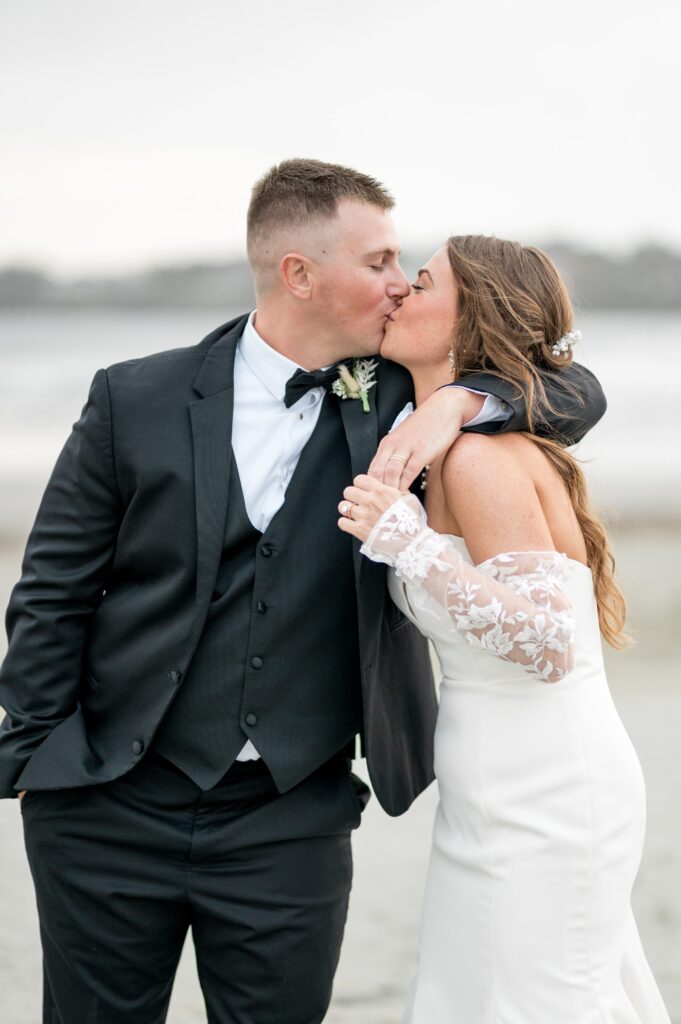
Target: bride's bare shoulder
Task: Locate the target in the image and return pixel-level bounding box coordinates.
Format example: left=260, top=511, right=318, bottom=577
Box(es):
left=440, top=433, right=554, bottom=562
left=442, top=431, right=537, bottom=486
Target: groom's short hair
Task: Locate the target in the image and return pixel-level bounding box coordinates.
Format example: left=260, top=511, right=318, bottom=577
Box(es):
left=247, top=158, right=394, bottom=256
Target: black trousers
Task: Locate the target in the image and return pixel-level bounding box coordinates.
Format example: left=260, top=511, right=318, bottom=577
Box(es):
left=21, top=750, right=369, bottom=1024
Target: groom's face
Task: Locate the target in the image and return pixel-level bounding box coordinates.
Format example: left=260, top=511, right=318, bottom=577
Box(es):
left=310, top=199, right=410, bottom=355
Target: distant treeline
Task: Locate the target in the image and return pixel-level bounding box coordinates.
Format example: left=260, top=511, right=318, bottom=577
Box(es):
left=1, top=243, right=680, bottom=310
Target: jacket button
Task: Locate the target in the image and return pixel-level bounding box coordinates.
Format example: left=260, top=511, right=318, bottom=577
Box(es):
left=245, top=713, right=257, bottom=726
left=256, top=601, right=267, bottom=614
left=132, top=739, right=144, bottom=756
left=260, top=544, right=273, bottom=557
left=170, top=670, right=182, bottom=684
left=251, top=656, right=263, bottom=669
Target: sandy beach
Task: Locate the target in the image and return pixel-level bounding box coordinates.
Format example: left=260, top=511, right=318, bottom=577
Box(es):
left=1, top=297, right=680, bottom=1024
left=0, top=522, right=679, bottom=1023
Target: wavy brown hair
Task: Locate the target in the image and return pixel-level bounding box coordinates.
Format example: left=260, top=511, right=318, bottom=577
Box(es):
left=446, top=235, right=628, bottom=648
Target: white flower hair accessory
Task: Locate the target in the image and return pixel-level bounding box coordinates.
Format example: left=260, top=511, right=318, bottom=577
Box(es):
left=332, top=359, right=378, bottom=413
left=551, top=329, right=581, bottom=357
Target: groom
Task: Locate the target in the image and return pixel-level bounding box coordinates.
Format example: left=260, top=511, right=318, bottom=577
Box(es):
left=0, top=159, right=606, bottom=1023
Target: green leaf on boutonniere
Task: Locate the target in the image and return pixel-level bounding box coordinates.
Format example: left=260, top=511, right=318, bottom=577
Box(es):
left=332, top=359, right=378, bottom=413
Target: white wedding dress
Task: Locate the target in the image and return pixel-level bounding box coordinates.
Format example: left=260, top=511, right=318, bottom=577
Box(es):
left=361, top=495, right=670, bottom=1024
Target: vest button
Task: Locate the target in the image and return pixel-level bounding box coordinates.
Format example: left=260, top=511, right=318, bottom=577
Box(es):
left=131, top=739, right=144, bottom=756
left=260, top=544, right=273, bottom=558
left=170, top=670, right=182, bottom=684
left=251, top=656, right=264, bottom=669
left=245, top=713, right=257, bottom=726
left=256, top=601, right=267, bottom=614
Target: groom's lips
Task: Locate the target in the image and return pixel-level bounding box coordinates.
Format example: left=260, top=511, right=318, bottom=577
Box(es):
left=382, top=303, right=401, bottom=327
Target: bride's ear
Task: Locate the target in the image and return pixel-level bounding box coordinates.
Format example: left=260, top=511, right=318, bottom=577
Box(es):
left=279, top=253, right=313, bottom=300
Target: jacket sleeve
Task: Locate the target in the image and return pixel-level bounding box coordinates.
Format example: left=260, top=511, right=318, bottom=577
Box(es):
left=0, top=369, right=123, bottom=797
left=450, top=362, right=607, bottom=445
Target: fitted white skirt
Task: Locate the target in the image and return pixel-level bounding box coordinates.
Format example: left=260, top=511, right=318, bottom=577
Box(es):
left=404, top=672, right=670, bottom=1024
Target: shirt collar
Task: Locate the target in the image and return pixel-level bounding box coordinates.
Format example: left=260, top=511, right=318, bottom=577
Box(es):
left=239, top=310, right=301, bottom=403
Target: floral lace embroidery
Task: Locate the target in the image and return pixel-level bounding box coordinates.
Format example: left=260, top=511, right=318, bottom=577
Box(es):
left=361, top=495, right=576, bottom=683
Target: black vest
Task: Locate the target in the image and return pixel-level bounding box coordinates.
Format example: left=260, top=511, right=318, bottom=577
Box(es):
left=152, top=395, right=363, bottom=791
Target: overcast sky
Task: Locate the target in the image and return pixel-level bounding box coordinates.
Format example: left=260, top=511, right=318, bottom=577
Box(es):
left=1, top=0, right=679, bottom=275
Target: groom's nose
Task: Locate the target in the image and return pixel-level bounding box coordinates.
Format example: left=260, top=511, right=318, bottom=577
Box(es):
left=387, top=265, right=411, bottom=299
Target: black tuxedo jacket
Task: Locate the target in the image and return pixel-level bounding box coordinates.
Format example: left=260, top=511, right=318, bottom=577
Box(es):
left=0, top=315, right=606, bottom=814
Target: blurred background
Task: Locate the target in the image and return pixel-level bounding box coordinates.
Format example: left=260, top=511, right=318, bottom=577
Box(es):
left=0, top=1, right=679, bottom=1021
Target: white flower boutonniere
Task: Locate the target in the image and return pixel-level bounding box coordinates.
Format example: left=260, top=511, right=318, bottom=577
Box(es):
left=332, top=359, right=378, bottom=414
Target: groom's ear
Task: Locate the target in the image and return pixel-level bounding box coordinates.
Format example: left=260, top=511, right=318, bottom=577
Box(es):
left=280, top=252, right=313, bottom=300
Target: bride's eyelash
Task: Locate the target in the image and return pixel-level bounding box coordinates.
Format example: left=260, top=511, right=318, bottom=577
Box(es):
left=412, top=284, right=425, bottom=292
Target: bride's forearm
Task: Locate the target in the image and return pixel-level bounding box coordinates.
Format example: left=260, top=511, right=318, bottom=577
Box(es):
left=359, top=495, right=575, bottom=683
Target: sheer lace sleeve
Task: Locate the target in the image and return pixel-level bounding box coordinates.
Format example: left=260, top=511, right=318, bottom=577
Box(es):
left=360, top=494, right=575, bottom=683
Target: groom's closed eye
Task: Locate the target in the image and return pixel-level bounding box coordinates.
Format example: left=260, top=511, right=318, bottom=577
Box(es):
left=364, top=247, right=400, bottom=270
left=369, top=259, right=389, bottom=272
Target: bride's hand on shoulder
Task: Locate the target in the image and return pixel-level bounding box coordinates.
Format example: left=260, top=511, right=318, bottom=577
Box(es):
left=337, top=475, right=404, bottom=543
left=367, top=387, right=485, bottom=488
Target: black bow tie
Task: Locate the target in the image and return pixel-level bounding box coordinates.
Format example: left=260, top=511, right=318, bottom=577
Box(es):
left=283, top=360, right=352, bottom=409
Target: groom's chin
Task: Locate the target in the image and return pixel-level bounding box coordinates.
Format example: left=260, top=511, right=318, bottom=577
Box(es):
left=358, top=338, right=382, bottom=358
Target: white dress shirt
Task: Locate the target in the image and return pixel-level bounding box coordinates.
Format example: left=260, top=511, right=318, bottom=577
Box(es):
left=232, top=311, right=507, bottom=760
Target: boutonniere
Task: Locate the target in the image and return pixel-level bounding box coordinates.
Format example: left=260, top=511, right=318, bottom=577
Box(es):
left=332, top=359, right=378, bottom=414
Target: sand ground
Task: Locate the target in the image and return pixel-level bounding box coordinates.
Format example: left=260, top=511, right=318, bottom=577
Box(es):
left=0, top=528, right=679, bottom=1023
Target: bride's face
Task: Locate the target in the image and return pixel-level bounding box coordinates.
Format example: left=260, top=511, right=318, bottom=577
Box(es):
left=379, top=246, right=457, bottom=371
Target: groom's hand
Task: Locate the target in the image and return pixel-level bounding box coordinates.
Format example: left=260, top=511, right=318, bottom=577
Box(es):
left=368, top=387, right=484, bottom=488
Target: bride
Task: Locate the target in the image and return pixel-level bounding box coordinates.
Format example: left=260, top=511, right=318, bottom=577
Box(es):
left=337, top=236, right=670, bottom=1023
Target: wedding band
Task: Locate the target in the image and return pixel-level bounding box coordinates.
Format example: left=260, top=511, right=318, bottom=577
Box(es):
left=340, top=502, right=353, bottom=519
left=388, top=454, right=408, bottom=465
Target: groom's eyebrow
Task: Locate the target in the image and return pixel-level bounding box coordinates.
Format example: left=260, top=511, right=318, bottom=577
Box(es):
left=363, top=247, right=401, bottom=259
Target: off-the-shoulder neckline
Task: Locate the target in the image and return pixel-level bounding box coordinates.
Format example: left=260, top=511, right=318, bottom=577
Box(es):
left=441, top=534, right=591, bottom=575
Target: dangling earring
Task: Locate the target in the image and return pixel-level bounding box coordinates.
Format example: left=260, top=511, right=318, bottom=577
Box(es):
left=448, top=348, right=455, bottom=378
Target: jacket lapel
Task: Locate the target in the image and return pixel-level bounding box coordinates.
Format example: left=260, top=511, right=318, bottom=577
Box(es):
left=338, top=394, right=378, bottom=577
left=189, top=317, right=247, bottom=622
left=338, top=391, right=379, bottom=478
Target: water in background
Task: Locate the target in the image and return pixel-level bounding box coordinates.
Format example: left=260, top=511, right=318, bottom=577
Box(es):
left=0, top=308, right=680, bottom=535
